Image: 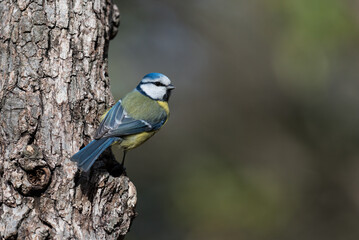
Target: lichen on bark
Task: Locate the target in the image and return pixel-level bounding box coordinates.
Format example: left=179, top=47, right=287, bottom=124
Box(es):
left=0, top=0, right=136, bottom=239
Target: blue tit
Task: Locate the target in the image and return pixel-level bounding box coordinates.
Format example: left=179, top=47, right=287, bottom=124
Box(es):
left=71, top=73, right=174, bottom=172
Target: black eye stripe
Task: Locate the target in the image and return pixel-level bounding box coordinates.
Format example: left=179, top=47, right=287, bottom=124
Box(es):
left=141, top=82, right=166, bottom=87
left=154, top=82, right=165, bottom=87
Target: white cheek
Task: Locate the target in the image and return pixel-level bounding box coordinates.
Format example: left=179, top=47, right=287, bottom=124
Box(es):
left=140, top=84, right=166, bottom=99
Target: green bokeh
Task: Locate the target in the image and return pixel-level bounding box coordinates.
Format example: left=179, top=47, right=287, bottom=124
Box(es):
left=110, top=1, right=359, bottom=239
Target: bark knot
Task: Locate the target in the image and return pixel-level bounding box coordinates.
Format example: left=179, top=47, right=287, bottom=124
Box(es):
left=15, top=145, right=52, bottom=195
left=26, top=167, right=51, bottom=190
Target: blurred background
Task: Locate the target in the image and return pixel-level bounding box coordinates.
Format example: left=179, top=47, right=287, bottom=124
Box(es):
left=110, top=0, right=359, bottom=239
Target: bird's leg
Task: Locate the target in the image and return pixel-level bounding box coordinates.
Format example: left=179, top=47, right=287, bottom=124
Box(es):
left=121, top=150, right=127, bottom=169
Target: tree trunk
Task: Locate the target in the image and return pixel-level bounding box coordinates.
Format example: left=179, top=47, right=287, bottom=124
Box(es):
left=0, top=0, right=136, bottom=239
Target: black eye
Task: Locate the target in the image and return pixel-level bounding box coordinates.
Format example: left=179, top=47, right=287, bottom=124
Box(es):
left=154, top=82, right=164, bottom=86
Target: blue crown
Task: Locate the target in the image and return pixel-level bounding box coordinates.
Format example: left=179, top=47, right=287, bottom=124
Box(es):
left=143, top=73, right=164, bottom=80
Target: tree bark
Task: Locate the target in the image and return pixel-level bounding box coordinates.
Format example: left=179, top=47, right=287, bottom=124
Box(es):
left=0, top=0, right=136, bottom=239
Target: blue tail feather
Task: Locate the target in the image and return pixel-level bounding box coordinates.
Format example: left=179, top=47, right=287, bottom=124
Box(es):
left=71, top=137, right=117, bottom=172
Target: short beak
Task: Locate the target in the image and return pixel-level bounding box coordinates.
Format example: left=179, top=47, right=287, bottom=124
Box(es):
left=167, top=84, right=175, bottom=90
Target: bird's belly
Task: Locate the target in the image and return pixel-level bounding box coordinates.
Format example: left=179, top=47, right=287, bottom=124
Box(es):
left=119, top=131, right=156, bottom=150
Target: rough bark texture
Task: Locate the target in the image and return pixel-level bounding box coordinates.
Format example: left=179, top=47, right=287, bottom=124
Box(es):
left=0, top=0, right=136, bottom=239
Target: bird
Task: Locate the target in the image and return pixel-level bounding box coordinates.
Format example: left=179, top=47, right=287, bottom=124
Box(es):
left=70, top=73, right=174, bottom=172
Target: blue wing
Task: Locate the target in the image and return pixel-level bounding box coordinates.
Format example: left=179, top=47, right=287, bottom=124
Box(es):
left=94, top=100, right=167, bottom=139
left=94, top=100, right=124, bottom=139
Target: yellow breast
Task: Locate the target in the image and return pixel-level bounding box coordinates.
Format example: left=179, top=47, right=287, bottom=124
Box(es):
left=157, top=101, right=170, bottom=115
left=118, top=131, right=157, bottom=150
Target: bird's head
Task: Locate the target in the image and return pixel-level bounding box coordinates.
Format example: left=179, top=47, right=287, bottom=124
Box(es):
left=136, top=73, right=175, bottom=101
